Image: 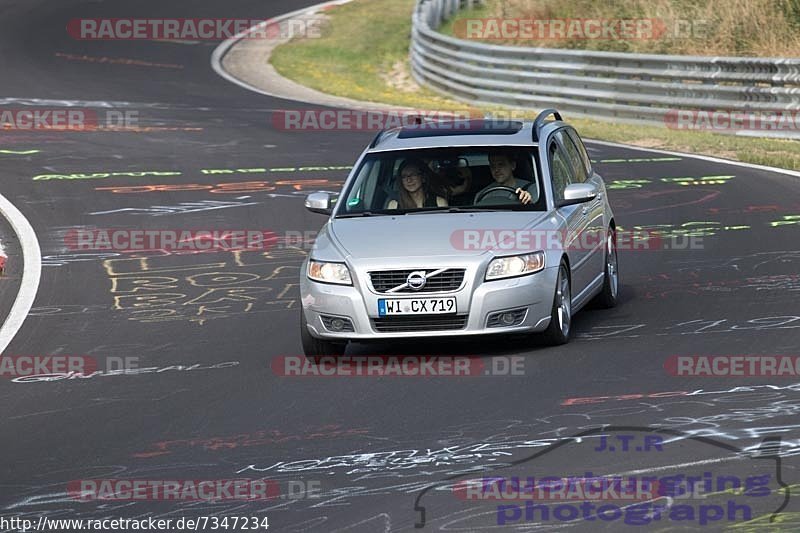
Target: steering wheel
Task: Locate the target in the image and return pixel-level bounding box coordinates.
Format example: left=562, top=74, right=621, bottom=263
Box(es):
left=474, top=183, right=530, bottom=205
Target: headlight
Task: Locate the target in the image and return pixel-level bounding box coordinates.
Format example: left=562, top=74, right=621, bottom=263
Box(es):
left=308, top=260, right=352, bottom=285
left=485, top=252, right=545, bottom=281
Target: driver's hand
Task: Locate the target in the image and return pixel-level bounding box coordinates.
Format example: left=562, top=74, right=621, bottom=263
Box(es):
left=516, top=188, right=532, bottom=205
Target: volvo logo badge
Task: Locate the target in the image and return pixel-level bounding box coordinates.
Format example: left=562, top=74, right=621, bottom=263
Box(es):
left=407, top=271, right=427, bottom=290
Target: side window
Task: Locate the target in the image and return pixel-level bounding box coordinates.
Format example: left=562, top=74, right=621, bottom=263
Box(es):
left=556, top=130, right=588, bottom=183
left=548, top=140, right=575, bottom=204
left=343, top=159, right=381, bottom=212
left=566, top=128, right=592, bottom=178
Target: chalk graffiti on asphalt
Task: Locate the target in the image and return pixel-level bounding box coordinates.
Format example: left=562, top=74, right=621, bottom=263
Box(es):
left=134, top=425, right=372, bottom=458
left=94, top=179, right=343, bottom=195
left=89, top=200, right=259, bottom=216
left=577, top=315, right=800, bottom=341
left=102, top=247, right=307, bottom=325
left=10, top=361, right=239, bottom=383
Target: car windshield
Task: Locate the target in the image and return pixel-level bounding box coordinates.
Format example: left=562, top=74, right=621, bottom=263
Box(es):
left=336, top=147, right=545, bottom=217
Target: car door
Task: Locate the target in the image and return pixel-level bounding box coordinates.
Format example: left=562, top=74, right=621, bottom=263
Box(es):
left=559, top=128, right=606, bottom=283
left=547, top=134, right=593, bottom=295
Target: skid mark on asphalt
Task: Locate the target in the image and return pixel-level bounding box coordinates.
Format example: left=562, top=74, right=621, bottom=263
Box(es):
left=54, top=52, right=184, bottom=69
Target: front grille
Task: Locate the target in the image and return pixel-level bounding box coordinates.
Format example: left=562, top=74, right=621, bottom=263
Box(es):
left=369, top=268, right=466, bottom=293
left=371, top=315, right=468, bottom=333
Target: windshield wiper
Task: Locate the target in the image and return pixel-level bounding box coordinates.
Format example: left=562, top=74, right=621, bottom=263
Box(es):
left=405, top=206, right=499, bottom=215
left=336, top=211, right=379, bottom=218
left=336, top=211, right=402, bottom=218
left=446, top=206, right=504, bottom=212
left=443, top=206, right=530, bottom=213
left=404, top=207, right=451, bottom=214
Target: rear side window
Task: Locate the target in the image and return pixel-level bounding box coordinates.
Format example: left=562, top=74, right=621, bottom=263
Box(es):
left=556, top=130, right=588, bottom=183
left=566, top=128, right=592, bottom=178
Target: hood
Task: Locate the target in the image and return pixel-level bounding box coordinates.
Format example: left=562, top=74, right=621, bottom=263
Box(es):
left=327, top=211, right=553, bottom=259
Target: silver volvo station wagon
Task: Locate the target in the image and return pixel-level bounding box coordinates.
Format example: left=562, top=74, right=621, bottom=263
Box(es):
left=299, top=110, right=619, bottom=355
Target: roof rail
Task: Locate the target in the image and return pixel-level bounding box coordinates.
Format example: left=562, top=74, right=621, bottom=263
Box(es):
left=369, top=115, right=427, bottom=148
left=369, top=129, right=387, bottom=148
left=532, top=109, right=563, bottom=141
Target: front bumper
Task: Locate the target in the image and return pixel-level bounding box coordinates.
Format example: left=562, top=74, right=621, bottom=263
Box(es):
left=300, top=264, right=559, bottom=340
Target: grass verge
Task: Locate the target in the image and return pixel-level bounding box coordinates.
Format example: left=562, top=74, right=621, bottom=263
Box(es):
left=437, top=0, right=800, bottom=56
left=270, top=0, right=800, bottom=171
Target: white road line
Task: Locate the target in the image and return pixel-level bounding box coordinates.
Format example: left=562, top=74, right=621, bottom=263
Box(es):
left=0, top=193, right=41, bottom=354
left=586, top=139, right=800, bottom=178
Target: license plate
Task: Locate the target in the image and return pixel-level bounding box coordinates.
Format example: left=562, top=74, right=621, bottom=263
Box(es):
left=378, top=297, right=457, bottom=316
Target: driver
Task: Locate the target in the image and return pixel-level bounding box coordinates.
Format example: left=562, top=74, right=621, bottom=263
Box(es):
left=474, top=151, right=532, bottom=205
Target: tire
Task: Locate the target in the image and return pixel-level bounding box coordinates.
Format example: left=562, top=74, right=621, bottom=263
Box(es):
left=595, top=226, right=619, bottom=309
left=300, top=308, right=347, bottom=356
left=542, top=261, right=571, bottom=345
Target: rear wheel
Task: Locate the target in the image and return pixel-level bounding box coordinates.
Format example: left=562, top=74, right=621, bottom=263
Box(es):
left=300, top=308, right=347, bottom=356
left=595, top=227, right=619, bottom=308
left=542, top=261, right=571, bottom=345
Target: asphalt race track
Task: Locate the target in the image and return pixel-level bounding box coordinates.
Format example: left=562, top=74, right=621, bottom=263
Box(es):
left=1, top=0, right=799, bottom=531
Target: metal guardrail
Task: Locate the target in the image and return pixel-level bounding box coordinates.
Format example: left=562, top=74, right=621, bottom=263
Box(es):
left=411, top=0, right=800, bottom=139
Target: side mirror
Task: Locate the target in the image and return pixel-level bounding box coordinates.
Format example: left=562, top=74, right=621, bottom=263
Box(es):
left=558, top=183, right=597, bottom=207
left=305, top=192, right=337, bottom=215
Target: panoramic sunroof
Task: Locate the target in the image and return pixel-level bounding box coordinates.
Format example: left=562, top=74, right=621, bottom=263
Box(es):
left=396, top=119, right=524, bottom=138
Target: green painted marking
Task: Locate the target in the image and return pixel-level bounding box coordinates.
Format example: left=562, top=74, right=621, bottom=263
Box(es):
left=607, top=179, right=652, bottom=189
left=594, top=157, right=682, bottom=164
left=771, top=215, right=800, bottom=227
left=661, top=175, right=735, bottom=182
left=33, top=164, right=354, bottom=181
left=201, top=165, right=353, bottom=174
left=33, top=170, right=182, bottom=181
left=201, top=169, right=235, bottom=175
left=0, top=149, right=40, bottom=155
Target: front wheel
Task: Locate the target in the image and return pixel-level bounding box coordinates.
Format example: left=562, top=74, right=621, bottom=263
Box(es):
left=300, top=308, right=347, bottom=356
left=542, top=261, right=571, bottom=345
left=595, top=227, right=619, bottom=308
